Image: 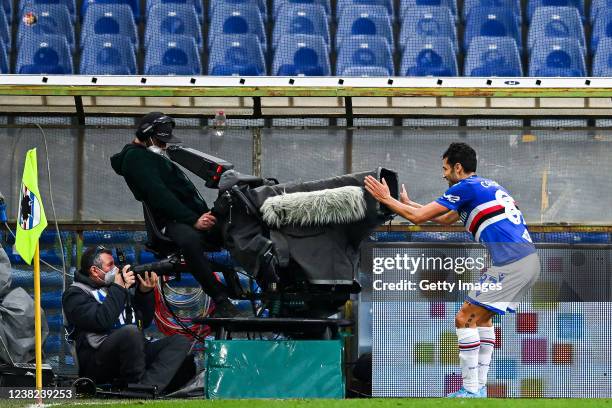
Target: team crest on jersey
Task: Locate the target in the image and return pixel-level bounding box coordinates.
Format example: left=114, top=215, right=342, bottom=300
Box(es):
left=481, top=180, right=499, bottom=188
left=18, top=185, right=42, bottom=230
left=443, top=193, right=460, bottom=203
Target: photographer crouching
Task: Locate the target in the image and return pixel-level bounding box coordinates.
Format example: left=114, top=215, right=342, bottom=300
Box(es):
left=62, top=246, right=195, bottom=393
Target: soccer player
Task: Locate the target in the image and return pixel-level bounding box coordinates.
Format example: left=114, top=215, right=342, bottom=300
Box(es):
left=364, top=142, right=540, bottom=398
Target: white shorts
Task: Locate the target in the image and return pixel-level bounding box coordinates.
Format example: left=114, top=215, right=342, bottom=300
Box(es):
left=466, top=252, right=540, bottom=315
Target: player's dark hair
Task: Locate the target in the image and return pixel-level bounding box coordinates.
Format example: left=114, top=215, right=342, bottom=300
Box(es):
left=442, top=143, right=477, bottom=173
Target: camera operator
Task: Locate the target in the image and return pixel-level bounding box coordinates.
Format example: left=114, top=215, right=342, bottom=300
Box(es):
left=62, top=246, right=195, bottom=392
left=110, top=112, right=245, bottom=318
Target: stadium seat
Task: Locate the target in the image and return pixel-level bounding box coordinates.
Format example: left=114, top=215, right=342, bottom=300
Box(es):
left=273, top=34, right=331, bottom=75
left=82, top=0, right=140, bottom=22
left=148, top=0, right=203, bottom=23
left=336, top=0, right=393, bottom=20
left=274, top=0, right=330, bottom=19
left=145, top=4, right=202, bottom=51
left=208, top=34, right=266, bottom=75
left=400, top=37, right=457, bottom=75
left=592, top=37, right=612, bottom=75
left=209, top=2, right=266, bottom=51
left=144, top=35, right=201, bottom=75
left=16, top=34, right=73, bottom=74
left=79, top=34, right=136, bottom=74
left=462, top=0, right=521, bottom=24
left=0, top=8, right=9, bottom=49
left=18, top=4, right=74, bottom=52
left=527, top=7, right=585, bottom=54
left=590, top=0, right=612, bottom=24
left=81, top=4, right=137, bottom=48
left=400, top=0, right=457, bottom=20
left=527, top=0, right=584, bottom=22
left=336, top=35, right=394, bottom=75
left=273, top=3, right=329, bottom=49
left=0, top=40, right=8, bottom=73
left=20, top=0, right=75, bottom=22
left=590, top=9, right=612, bottom=53
left=1, top=0, right=9, bottom=23
left=463, top=36, right=523, bottom=76
left=342, top=66, right=391, bottom=75
left=528, top=38, right=586, bottom=76
left=336, top=5, right=393, bottom=50
left=211, top=0, right=266, bottom=22
left=399, top=6, right=457, bottom=53
left=463, top=7, right=521, bottom=52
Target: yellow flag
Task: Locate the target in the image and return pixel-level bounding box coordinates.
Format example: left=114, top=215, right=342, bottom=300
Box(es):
left=15, top=148, right=47, bottom=265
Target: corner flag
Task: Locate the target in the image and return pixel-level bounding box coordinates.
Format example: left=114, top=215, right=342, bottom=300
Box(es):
left=15, top=148, right=47, bottom=265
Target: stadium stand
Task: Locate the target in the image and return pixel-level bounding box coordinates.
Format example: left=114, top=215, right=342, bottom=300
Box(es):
left=144, top=34, right=201, bottom=74
left=16, top=33, right=73, bottom=73
left=79, top=34, right=137, bottom=74
left=273, top=34, right=331, bottom=75
left=590, top=0, right=611, bottom=23
left=400, top=0, right=458, bottom=20
left=208, top=33, right=266, bottom=75
left=336, top=0, right=394, bottom=19
left=0, top=40, right=8, bottom=73
left=81, top=3, right=138, bottom=48
left=336, top=5, right=393, bottom=50
left=148, top=0, right=202, bottom=23
left=463, top=7, right=522, bottom=53
left=0, top=7, right=10, bottom=49
left=527, top=6, right=586, bottom=53
left=463, top=0, right=522, bottom=23
left=272, top=3, right=329, bottom=49
left=18, top=4, right=74, bottom=52
left=211, top=0, right=267, bottom=22
left=400, top=37, right=458, bottom=76
left=21, top=0, right=75, bottom=22
left=145, top=3, right=202, bottom=51
left=527, top=0, right=584, bottom=22
left=591, top=8, right=612, bottom=54
left=336, top=35, right=394, bottom=75
left=399, top=6, right=457, bottom=53
left=463, top=36, right=523, bottom=76
left=592, top=37, right=612, bottom=75
left=209, top=1, right=266, bottom=51
left=274, top=0, right=330, bottom=20
left=82, top=0, right=140, bottom=22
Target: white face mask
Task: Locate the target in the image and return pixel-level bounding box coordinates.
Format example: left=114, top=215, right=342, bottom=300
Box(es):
left=103, top=266, right=119, bottom=286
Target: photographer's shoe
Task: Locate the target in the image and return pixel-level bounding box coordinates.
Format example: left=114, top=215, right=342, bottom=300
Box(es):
left=213, top=300, right=252, bottom=318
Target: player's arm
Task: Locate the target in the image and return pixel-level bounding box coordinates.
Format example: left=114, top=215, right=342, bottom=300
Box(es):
left=364, top=176, right=449, bottom=225
left=398, top=183, right=460, bottom=225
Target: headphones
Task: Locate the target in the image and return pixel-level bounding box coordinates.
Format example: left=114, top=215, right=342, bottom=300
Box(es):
left=136, top=114, right=176, bottom=141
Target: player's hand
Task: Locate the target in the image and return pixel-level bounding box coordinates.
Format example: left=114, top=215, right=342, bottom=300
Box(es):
left=364, top=175, right=392, bottom=203
left=121, top=265, right=136, bottom=288
left=137, top=271, right=158, bottom=293
left=194, top=211, right=217, bottom=230
left=399, top=184, right=411, bottom=205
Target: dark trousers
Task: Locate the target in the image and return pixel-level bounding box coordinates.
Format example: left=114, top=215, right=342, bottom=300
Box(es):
left=164, top=221, right=228, bottom=302
left=85, top=325, right=192, bottom=392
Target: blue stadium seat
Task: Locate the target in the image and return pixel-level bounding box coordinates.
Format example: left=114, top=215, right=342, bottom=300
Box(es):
left=527, top=0, right=584, bottom=22
left=528, top=38, right=586, bottom=76
left=273, top=3, right=329, bottom=49
left=400, top=37, right=457, bottom=75
left=592, top=37, right=612, bottom=75
left=208, top=34, right=266, bottom=75
left=18, top=4, right=74, bottom=52
left=148, top=0, right=203, bottom=22
left=463, top=0, right=521, bottom=23
left=399, top=6, right=457, bottom=53
left=400, top=0, right=457, bottom=20
left=463, top=7, right=521, bottom=52
left=337, top=0, right=393, bottom=20
left=0, top=8, right=9, bottom=49
left=591, top=0, right=612, bottom=24
left=342, top=66, right=391, bottom=75
left=20, top=0, right=75, bottom=22
left=16, top=34, right=73, bottom=73
left=209, top=2, right=266, bottom=51
left=336, top=5, right=393, bottom=50
left=145, top=4, right=202, bottom=51
left=274, top=0, right=330, bottom=19
left=527, top=7, right=585, bottom=54
left=1, top=0, right=10, bottom=23
left=590, top=9, right=612, bottom=53
left=211, top=0, right=266, bottom=22
left=336, top=35, right=394, bottom=75
left=144, top=35, right=201, bottom=74
left=81, top=4, right=137, bottom=48
left=463, top=36, right=523, bottom=76
left=79, top=34, right=136, bottom=74
left=273, top=34, right=331, bottom=75
left=82, top=0, right=140, bottom=22
left=0, top=40, right=8, bottom=73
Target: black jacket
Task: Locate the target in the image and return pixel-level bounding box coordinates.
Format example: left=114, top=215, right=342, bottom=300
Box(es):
left=62, top=269, right=155, bottom=374
left=110, top=143, right=208, bottom=226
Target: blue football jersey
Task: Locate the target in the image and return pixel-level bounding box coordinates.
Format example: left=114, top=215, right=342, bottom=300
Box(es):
left=435, top=175, right=536, bottom=265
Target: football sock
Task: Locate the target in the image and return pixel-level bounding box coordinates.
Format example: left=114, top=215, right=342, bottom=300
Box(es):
left=478, top=326, right=496, bottom=389
left=456, top=327, right=480, bottom=393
